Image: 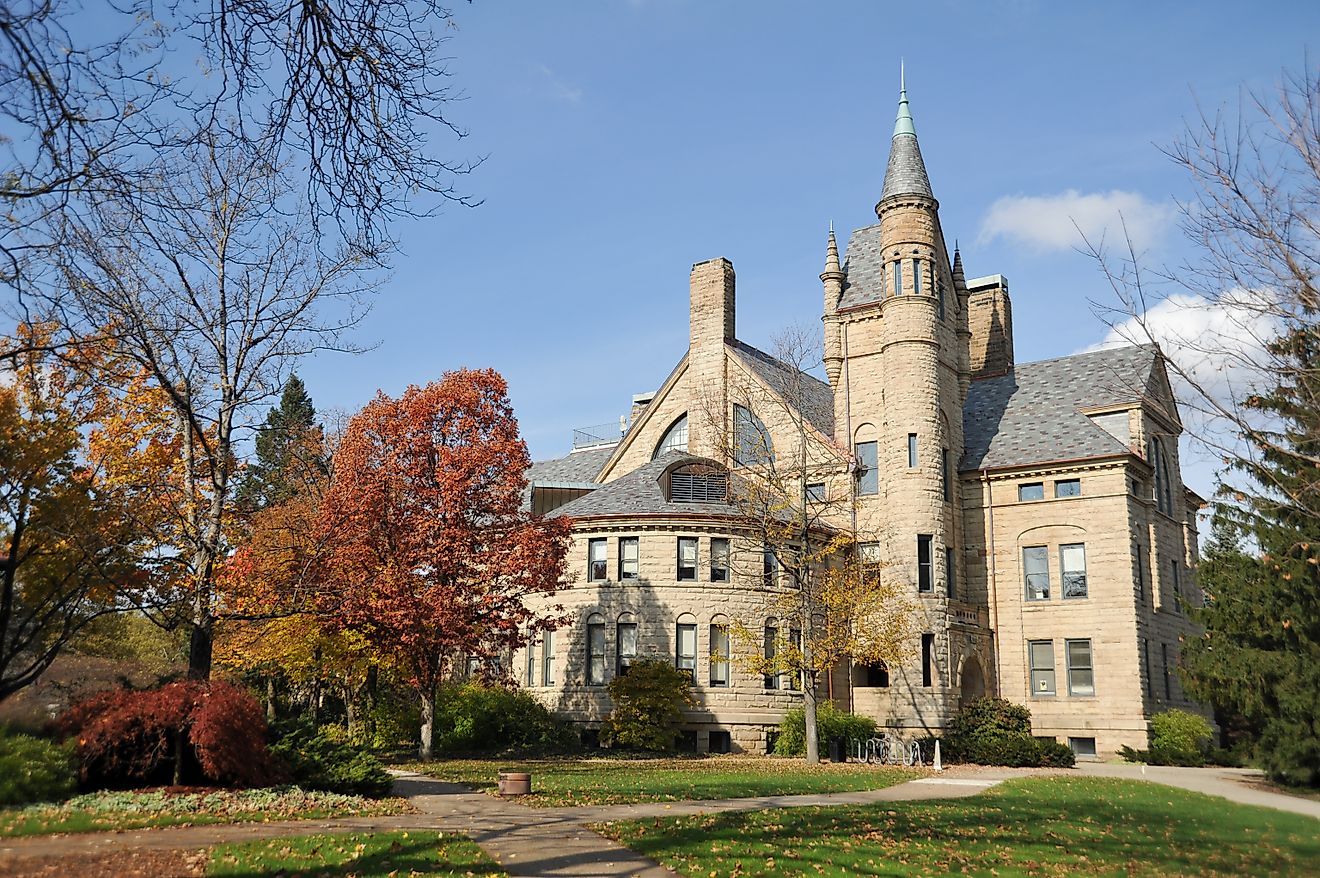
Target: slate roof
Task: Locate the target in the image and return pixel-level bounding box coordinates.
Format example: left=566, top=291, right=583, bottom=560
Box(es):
left=961, top=344, right=1161, bottom=471
left=881, top=131, right=933, bottom=201
left=838, top=224, right=887, bottom=310
left=728, top=340, right=835, bottom=439
left=526, top=445, right=614, bottom=486
left=552, top=452, right=743, bottom=519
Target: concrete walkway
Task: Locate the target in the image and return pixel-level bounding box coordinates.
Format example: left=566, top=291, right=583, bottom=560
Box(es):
left=1076, top=761, right=1320, bottom=820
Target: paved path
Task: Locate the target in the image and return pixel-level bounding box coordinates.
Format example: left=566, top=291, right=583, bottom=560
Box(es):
left=1076, top=761, right=1320, bottom=820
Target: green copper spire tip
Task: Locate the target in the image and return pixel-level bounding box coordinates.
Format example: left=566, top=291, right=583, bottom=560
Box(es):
left=893, top=64, right=915, bottom=139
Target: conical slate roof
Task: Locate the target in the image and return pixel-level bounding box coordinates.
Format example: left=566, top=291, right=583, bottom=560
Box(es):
left=880, top=83, right=933, bottom=201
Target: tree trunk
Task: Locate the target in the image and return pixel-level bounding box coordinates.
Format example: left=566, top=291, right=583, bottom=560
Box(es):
left=419, top=685, right=435, bottom=760
left=186, top=620, right=213, bottom=680
left=804, top=675, right=820, bottom=764
left=363, top=665, right=378, bottom=743
left=265, top=676, right=276, bottom=724
left=345, top=685, right=357, bottom=738
left=172, top=729, right=186, bottom=786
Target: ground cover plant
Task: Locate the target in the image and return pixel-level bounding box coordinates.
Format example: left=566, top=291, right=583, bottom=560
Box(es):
left=0, top=729, right=76, bottom=806
left=596, top=776, right=1320, bottom=877
left=408, top=756, right=919, bottom=807
left=207, top=830, right=505, bottom=877
left=0, top=786, right=412, bottom=837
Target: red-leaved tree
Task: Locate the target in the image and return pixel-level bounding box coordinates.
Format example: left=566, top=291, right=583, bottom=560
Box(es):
left=316, top=369, right=572, bottom=757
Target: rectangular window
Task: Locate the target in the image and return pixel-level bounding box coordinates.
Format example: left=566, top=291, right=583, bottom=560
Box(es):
left=1143, top=638, right=1152, bottom=698
left=588, top=538, right=608, bottom=582
left=677, top=537, right=697, bottom=581
left=1061, top=543, right=1088, bottom=599
left=1069, top=737, right=1098, bottom=758
left=1024, top=546, right=1050, bottom=600
left=908, top=433, right=918, bottom=468
left=676, top=623, right=697, bottom=682
left=786, top=628, right=801, bottom=690
left=941, top=448, right=950, bottom=501
left=1066, top=639, right=1094, bottom=696
left=710, top=538, right=730, bottom=582
left=586, top=621, right=605, bottom=686
left=806, top=482, right=826, bottom=502
left=1162, top=642, right=1172, bottom=700
left=1134, top=543, right=1146, bottom=600
left=709, top=730, right=732, bottom=754
left=1018, top=482, right=1044, bottom=501
left=763, top=624, right=779, bottom=690
left=526, top=637, right=536, bottom=686
left=616, top=621, right=637, bottom=676
left=619, top=537, right=639, bottom=580
left=912, top=258, right=922, bottom=295
left=1171, top=560, right=1182, bottom=611
left=894, top=260, right=904, bottom=296
left=938, top=282, right=945, bottom=319
left=1055, top=478, right=1081, bottom=497
left=917, top=535, right=934, bottom=592
left=864, top=663, right=890, bottom=687
left=945, top=546, right=956, bottom=599
left=856, top=441, right=878, bottom=495
left=709, top=624, right=730, bottom=687
left=763, top=546, right=778, bottom=588
left=542, top=630, right=555, bottom=686
left=1029, top=639, right=1055, bottom=696
left=921, top=632, right=935, bottom=687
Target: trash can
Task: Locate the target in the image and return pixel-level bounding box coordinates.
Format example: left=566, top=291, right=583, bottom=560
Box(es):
left=828, top=737, right=846, bottom=763
left=497, top=771, right=532, bottom=796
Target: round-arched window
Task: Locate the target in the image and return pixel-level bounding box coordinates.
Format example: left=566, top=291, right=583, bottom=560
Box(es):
left=653, top=414, right=689, bottom=459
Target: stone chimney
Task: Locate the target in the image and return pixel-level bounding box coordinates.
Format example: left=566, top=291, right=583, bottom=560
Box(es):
left=966, top=274, right=1014, bottom=379
left=689, top=258, right=735, bottom=353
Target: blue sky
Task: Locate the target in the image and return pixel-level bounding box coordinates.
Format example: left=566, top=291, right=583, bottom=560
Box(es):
left=113, top=3, right=1320, bottom=498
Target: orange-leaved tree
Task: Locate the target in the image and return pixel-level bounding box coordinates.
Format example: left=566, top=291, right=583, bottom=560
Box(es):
left=316, top=369, right=572, bottom=758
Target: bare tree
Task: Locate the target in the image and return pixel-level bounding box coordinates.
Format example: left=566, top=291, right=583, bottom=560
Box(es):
left=1086, top=62, right=1319, bottom=512
left=701, top=326, right=915, bottom=763
left=45, top=135, right=375, bottom=679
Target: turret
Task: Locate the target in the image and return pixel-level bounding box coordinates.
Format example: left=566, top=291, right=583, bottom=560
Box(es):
left=821, top=226, right=844, bottom=390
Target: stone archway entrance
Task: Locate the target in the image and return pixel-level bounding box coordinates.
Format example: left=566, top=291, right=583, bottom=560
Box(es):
left=960, top=655, right=987, bottom=704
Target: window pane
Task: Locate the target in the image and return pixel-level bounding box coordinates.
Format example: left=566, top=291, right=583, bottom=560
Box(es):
left=734, top=405, right=773, bottom=467
left=710, top=538, right=730, bottom=582
left=677, top=537, right=697, bottom=581
left=917, top=535, right=933, bottom=592
left=589, top=538, right=607, bottom=581
left=945, top=546, right=956, bottom=599
left=912, top=258, right=922, bottom=295
left=1018, top=482, right=1044, bottom=501
left=587, top=623, right=605, bottom=685
left=542, top=630, right=555, bottom=686
left=1067, top=639, right=1094, bottom=696
left=806, top=482, right=826, bottom=502
left=1024, top=546, right=1050, bottom=600
left=1061, top=543, right=1087, bottom=598
left=710, top=624, right=730, bottom=686
left=763, top=625, right=778, bottom=689
left=941, top=448, right=950, bottom=500
left=763, top=547, right=778, bottom=587
left=654, top=414, right=689, bottom=459
left=620, top=537, right=639, bottom=579
left=908, top=433, right=918, bottom=468
left=856, top=441, right=878, bottom=495
left=1055, top=478, right=1081, bottom=497
left=676, top=624, right=697, bottom=679
left=894, top=260, right=904, bottom=295
left=921, top=632, right=934, bottom=687
left=526, top=638, right=536, bottom=686
left=1029, top=639, right=1055, bottom=695
left=617, top=622, right=638, bottom=676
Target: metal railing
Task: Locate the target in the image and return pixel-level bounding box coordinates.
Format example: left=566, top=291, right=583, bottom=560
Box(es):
left=572, top=422, right=623, bottom=449
left=855, top=733, right=924, bottom=766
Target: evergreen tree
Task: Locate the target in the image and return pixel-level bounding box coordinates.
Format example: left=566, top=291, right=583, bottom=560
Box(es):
left=236, top=376, right=324, bottom=511
left=1182, top=325, right=1320, bottom=786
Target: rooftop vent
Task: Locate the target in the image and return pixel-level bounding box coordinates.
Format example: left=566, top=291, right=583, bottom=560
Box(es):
left=669, top=467, right=728, bottom=503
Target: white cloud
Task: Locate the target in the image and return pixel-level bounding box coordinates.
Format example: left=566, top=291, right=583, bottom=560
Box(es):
left=978, top=189, right=1174, bottom=253
left=536, top=65, right=582, bottom=103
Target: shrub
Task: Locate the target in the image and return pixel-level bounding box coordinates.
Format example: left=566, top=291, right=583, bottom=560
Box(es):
left=774, top=703, right=879, bottom=757
left=55, top=680, right=282, bottom=789
left=942, top=697, right=1074, bottom=767
left=1150, top=709, right=1214, bottom=753
left=0, top=729, right=76, bottom=806
left=432, top=683, right=579, bottom=755
left=602, top=660, right=695, bottom=752
left=269, top=726, right=394, bottom=798
left=1118, top=744, right=1206, bottom=767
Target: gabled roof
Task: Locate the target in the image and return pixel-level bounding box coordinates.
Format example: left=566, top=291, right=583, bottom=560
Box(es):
left=552, top=452, right=742, bottom=519
left=526, top=445, right=615, bottom=487
left=838, top=224, right=887, bottom=310
left=962, top=344, right=1163, bottom=471
left=728, top=340, right=835, bottom=439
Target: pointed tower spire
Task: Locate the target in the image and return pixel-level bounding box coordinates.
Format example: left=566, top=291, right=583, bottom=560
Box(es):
left=879, top=68, right=933, bottom=207
left=824, top=227, right=841, bottom=276
left=951, top=246, right=966, bottom=292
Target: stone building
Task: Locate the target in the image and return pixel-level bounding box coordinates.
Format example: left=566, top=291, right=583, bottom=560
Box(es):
left=513, top=83, right=1205, bottom=759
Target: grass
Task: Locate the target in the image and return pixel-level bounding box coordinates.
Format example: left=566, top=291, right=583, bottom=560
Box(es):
left=406, top=755, right=921, bottom=807
left=0, top=786, right=413, bottom=837
left=596, top=776, right=1320, bottom=877
left=207, top=830, right=506, bottom=877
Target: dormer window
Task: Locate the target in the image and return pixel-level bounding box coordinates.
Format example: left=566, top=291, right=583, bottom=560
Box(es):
left=669, top=465, right=728, bottom=503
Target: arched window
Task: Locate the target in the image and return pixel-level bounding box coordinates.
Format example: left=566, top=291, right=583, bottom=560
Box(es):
left=585, top=613, right=606, bottom=686
left=675, top=613, right=697, bottom=681
left=733, top=404, right=773, bottom=467
left=709, top=614, right=730, bottom=688
left=616, top=612, right=638, bottom=677
left=1150, top=437, right=1174, bottom=515
left=653, top=414, right=688, bottom=459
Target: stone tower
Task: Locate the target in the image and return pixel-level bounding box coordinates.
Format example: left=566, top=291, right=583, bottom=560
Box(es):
left=829, top=77, right=972, bottom=726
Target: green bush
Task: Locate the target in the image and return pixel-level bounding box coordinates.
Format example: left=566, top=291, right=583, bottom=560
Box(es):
left=367, top=685, right=421, bottom=750
left=433, top=683, right=578, bottom=755
left=1118, top=743, right=1206, bottom=767
left=602, top=660, right=695, bottom=752
left=942, top=698, right=1074, bottom=767
left=269, top=726, right=394, bottom=798
left=0, top=730, right=76, bottom=806
left=774, top=703, right=879, bottom=757
left=1150, top=709, right=1214, bottom=753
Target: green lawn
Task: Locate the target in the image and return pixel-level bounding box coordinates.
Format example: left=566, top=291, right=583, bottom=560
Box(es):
left=596, top=776, right=1320, bottom=877
left=407, top=756, right=921, bottom=807
left=208, top=830, right=505, bottom=877
left=0, top=786, right=412, bottom=837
